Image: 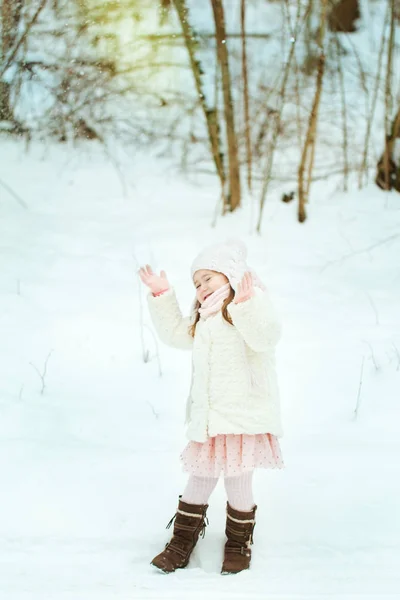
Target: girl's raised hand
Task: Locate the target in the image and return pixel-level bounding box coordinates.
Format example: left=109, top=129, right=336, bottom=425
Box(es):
left=138, top=264, right=170, bottom=295
left=233, top=272, right=255, bottom=304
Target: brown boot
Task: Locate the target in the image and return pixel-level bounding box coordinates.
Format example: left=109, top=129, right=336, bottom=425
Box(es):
left=221, top=502, right=257, bottom=575
left=151, top=496, right=209, bottom=573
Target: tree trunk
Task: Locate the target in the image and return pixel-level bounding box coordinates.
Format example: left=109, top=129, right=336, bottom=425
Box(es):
left=0, top=0, right=46, bottom=80
left=334, top=36, right=349, bottom=191
left=298, top=0, right=328, bottom=222
left=1, top=0, right=23, bottom=57
left=2, top=0, right=12, bottom=57
left=328, top=0, right=360, bottom=32
left=359, top=3, right=388, bottom=188
left=256, top=0, right=305, bottom=233
left=211, top=0, right=241, bottom=212
left=376, top=108, right=400, bottom=191
left=0, top=81, right=13, bottom=120
left=0, top=0, right=21, bottom=121
left=241, top=0, right=252, bottom=192
left=172, top=0, right=226, bottom=197
left=381, top=0, right=396, bottom=190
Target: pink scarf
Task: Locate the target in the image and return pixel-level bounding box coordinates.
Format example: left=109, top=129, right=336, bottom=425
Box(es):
left=198, top=283, right=231, bottom=320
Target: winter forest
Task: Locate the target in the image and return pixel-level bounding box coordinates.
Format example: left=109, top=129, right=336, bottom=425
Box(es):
left=1, top=0, right=400, bottom=599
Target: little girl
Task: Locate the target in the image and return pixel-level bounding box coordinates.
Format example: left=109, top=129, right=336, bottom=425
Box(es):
left=139, top=239, right=284, bottom=575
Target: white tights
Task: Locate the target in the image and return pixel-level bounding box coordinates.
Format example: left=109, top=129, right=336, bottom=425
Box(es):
left=181, top=471, right=255, bottom=511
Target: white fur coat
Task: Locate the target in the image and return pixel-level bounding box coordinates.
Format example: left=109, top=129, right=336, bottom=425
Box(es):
left=147, top=288, right=283, bottom=443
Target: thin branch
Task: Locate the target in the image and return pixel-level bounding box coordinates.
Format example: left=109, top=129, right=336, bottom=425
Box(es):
left=0, top=0, right=47, bottom=78
left=298, top=0, right=328, bottom=222
left=29, top=350, right=54, bottom=395
left=146, top=400, right=160, bottom=420
left=382, top=0, right=396, bottom=190
left=241, top=0, right=252, bottom=191
left=353, top=355, right=365, bottom=420
left=211, top=0, right=241, bottom=211
left=363, top=340, right=380, bottom=371
left=392, top=343, right=400, bottom=371
left=143, top=324, right=163, bottom=377
left=359, top=3, right=388, bottom=188
left=256, top=0, right=307, bottom=232
left=100, top=141, right=129, bottom=198
left=136, top=32, right=274, bottom=42
left=172, top=0, right=226, bottom=196
left=0, top=178, right=28, bottom=210
left=133, top=254, right=162, bottom=377
left=133, top=256, right=150, bottom=365
left=320, top=233, right=400, bottom=272
left=334, top=36, right=349, bottom=192
left=364, top=291, right=380, bottom=326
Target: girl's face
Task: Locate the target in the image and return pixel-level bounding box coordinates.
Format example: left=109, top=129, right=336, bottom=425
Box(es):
left=193, top=269, right=229, bottom=303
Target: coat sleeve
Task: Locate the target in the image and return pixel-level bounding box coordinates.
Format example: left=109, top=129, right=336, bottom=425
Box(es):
left=227, top=288, right=282, bottom=352
left=147, top=288, right=194, bottom=350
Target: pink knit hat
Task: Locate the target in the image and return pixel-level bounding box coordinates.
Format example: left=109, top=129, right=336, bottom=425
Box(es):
left=191, top=239, right=266, bottom=293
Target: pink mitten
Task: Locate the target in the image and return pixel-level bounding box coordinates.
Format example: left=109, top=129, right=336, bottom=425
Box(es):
left=138, top=265, right=170, bottom=296
left=233, top=272, right=255, bottom=304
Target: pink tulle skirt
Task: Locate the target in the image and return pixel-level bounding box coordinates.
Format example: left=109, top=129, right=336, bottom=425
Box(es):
left=180, top=433, right=284, bottom=478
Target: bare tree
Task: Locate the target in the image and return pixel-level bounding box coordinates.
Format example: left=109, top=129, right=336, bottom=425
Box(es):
left=334, top=36, right=349, bottom=191
left=298, top=0, right=328, bottom=223
left=376, top=107, right=400, bottom=192
left=172, top=0, right=226, bottom=200
left=241, top=0, right=252, bottom=192
left=0, top=0, right=24, bottom=121
left=0, top=0, right=46, bottom=80
left=377, top=0, right=397, bottom=191
left=256, top=0, right=306, bottom=233
left=210, top=0, right=241, bottom=212
left=0, top=0, right=47, bottom=135
left=2, top=1, right=170, bottom=147
left=359, top=4, right=388, bottom=188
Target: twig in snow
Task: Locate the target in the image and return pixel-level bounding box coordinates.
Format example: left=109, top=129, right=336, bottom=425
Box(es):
left=132, top=252, right=150, bottom=363
left=212, top=188, right=225, bottom=228
left=392, top=343, right=400, bottom=372
left=0, top=178, right=28, bottom=210
left=362, top=340, right=380, bottom=372
left=364, top=291, right=380, bottom=326
left=136, top=273, right=150, bottom=364
left=354, top=355, right=365, bottom=420
left=320, top=233, right=400, bottom=273
left=18, top=385, right=24, bottom=401
left=143, top=324, right=163, bottom=377
left=101, top=142, right=129, bottom=198
left=29, top=350, right=54, bottom=395
left=146, top=400, right=159, bottom=420
left=132, top=253, right=162, bottom=376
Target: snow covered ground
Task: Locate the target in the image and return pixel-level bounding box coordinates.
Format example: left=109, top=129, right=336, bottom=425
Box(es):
left=1, top=139, right=400, bottom=599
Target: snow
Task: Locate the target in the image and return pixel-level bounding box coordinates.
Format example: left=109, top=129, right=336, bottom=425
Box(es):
left=1, top=137, right=399, bottom=599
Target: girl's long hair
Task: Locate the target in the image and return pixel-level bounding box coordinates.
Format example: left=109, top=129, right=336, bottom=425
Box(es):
left=189, top=286, right=235, bottom=337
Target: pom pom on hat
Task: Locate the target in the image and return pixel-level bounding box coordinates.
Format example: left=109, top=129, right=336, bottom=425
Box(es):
left=191, top=238, right=265, bottom=292
left=225, top=237, right=247, bottom=260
